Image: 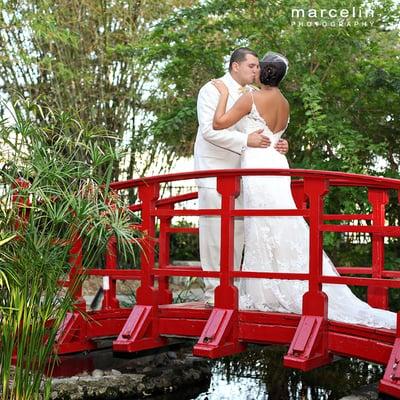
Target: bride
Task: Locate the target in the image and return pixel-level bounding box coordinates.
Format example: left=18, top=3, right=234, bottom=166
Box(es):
left=211, top=52, right=396, bottom=329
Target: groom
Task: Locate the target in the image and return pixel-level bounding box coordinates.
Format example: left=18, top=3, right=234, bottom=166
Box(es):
left=194, top=47, right=289, bottom=305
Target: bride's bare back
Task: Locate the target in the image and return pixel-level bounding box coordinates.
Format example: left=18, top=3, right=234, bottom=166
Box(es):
left=252, top=88, right=289, bottom=134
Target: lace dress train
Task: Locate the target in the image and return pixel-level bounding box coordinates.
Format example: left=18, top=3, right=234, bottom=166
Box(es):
left=239, top=102, right=396, bottom=329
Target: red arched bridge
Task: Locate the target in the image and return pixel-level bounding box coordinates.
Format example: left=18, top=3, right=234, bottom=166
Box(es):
left=42, top=169, right=400, bottom=398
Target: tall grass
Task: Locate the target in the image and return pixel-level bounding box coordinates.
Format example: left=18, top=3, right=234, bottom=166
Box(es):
left=0, top=100, right=139, bottom=399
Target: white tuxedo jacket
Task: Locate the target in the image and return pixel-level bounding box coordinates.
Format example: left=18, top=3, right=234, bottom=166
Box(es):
left=194, top=73, right=249, bottom=189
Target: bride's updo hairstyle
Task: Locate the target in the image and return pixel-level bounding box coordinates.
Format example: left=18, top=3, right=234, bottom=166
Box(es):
left=259, top=52, right=289, bottom=87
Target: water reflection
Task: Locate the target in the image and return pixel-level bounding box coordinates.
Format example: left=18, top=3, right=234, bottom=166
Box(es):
left=52, top=344, right=385, bottom=400
left=194, top=345, right=383, bottom=400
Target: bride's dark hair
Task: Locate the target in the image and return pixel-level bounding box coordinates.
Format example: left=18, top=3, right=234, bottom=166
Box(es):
left=259, top=52, right=288, bottom=87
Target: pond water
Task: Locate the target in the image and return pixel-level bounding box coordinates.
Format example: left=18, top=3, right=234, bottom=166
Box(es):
left=142, top=345, right=385, bottom=400
left=53, top=344, right=389, bottom=400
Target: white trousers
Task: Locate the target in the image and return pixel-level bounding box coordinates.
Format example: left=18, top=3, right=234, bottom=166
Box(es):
left=198, top=187, right=244, bottom=303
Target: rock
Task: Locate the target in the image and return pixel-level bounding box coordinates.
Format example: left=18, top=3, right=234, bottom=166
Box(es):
left=144, top=367, right=163, bottom=378
left=110, top=369, right=122, bottom=376
left=46, top=348, right=211, bottom=399
left=167, top=351, right=178, bottom=359
left=75, top=371, right=89, bottom=377
left=136, top=382, right=146, bottom=392
left=190, top=370, right=201, bottom=380
left=154, top=352, right=169, bottom=366
left=134, top=354, right=157, bottom=366
left=184, top=355, right=204, bottom=367
left=91, top=369, right=104, bottom=378
left=171, top=359, right=185, bottom=370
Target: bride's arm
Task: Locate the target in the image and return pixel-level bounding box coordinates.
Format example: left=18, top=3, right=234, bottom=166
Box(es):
left=212, top=80, right=252, bottom=130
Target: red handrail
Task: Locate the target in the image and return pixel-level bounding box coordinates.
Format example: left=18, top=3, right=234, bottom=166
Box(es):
left=12, top=168, right=400, bottom=311
left=28, top=168, right=396, bottom=311
left=109, top=168, right=400, bottom=189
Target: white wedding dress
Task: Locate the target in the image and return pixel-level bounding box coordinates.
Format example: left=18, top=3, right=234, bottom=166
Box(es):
left=239, top=99, right=396, bottom=329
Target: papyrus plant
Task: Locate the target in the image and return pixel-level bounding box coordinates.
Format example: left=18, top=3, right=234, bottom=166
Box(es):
left=0, top=100, right=140, bottom=400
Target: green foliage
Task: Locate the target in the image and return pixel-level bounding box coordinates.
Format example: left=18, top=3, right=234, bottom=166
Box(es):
left=0, top=99, right=140, bottom=399
left=0, top=0, right=197, bottom=178
left=1, top=0, right=398, bottom=180
left=144, top=0, right=400, bottom=173
left=0, top=231, right=75, bottom=400
left=170, top=219, right=200, bottom=261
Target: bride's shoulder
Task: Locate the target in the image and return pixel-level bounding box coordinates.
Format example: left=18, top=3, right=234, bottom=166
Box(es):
left=270, top=90, right=290, bottom=109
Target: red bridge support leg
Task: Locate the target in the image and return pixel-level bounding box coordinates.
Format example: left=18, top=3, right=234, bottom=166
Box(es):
left=284, top=313, right=331, bottom=370
left=55, top=235, right=92, bottom=354
left=55, top=312, right=96, bottom=354
left=379, top=313, right=400, bottom=398
left=193, top=308, right=244, bottom=358
left=113, top=304, right=167, bottom=352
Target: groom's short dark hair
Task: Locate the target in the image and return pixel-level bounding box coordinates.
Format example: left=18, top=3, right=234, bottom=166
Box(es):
left=229, top=47, right=258, bottom=71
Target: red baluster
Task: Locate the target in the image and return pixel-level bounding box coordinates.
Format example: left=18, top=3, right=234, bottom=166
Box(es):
left=102, top=236, right=120, bottom=309
left=157, top=203, right=173, bottom=304
left=193, top=174, right=245, bottom=358
left=113, top=182, right=168, bottom=352
left=12, top=177, right=30, bottom=231
left=68, top=235, right=86, bottom=311
left=135, top=183, right=160, bottom=304
left=368, top=188, right=389, bottom=309
left=302, top=177, right=330, bottom=316
left=291, top=179, right=307, bottom=210
left=214, top=175, right=241, bottom=309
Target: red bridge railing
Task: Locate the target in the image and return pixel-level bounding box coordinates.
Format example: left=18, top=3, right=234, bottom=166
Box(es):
left=12, top=169, right=400, bottom=397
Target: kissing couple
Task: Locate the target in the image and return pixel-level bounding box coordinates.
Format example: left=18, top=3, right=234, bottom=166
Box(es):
left=193, top=47, right=395, bottom=329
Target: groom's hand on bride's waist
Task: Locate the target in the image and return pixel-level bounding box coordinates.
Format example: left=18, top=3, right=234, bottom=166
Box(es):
left=274, top=139, right=289, bottom=154
left=247, top=129, right=270, bottom=148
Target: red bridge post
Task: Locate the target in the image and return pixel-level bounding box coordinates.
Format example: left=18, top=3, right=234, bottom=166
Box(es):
left=368, top=189, right=389, bottom=309
left=12, top=177, right=31, bottom=230
left=113, top=182, right=168, bottom=352
left=193, top=174, right=246, bottom=358
left=68, top=235, right=86, bottom=311
left=157, top=202, right=174, bottom=304
left=55, top=235, right=96, bottom=353
left=102, top=236, right=120, bottom=310
left=284, top=177, right=332, bottom=370
left=291, top=180, right=307, bottom=210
